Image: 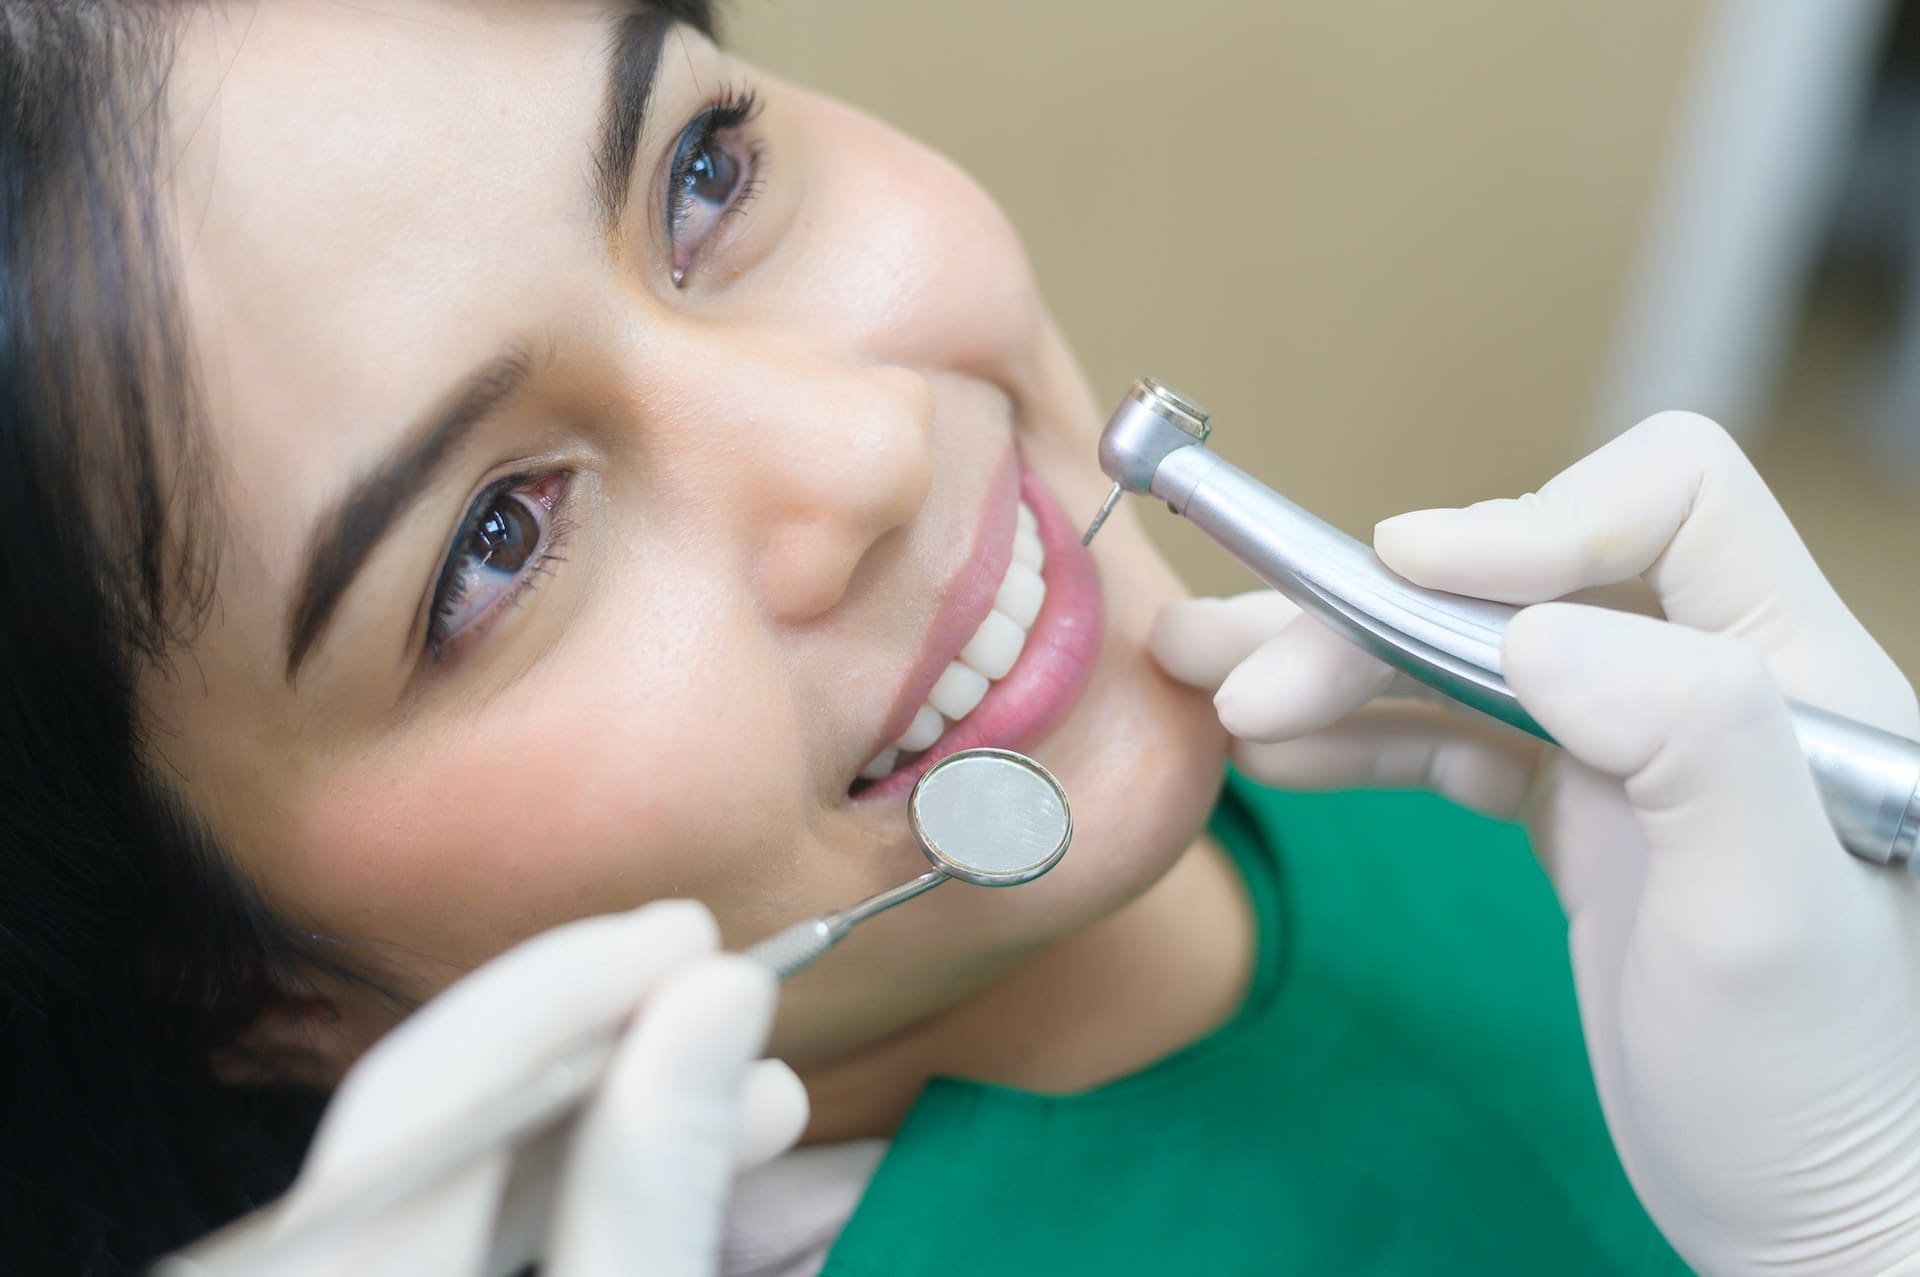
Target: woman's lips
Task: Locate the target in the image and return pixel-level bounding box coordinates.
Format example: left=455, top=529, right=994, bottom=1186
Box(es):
left=852, top=459, right=1104, bottom=802
left=853, top=450, right=1019, bottom=771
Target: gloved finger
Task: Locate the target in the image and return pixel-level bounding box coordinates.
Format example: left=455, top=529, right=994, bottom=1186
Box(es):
left=482, top=1024, right=803, bottom=1276
left=548, top=955, right=777, bottom=1277
left=272, top=1155, right=511, bottom=1277
left=1372, top=412, right=1912, bottom=728
left=732, top=1058, right=810, bottom=1170
left=481, top=1061, right=803, bottom=1277
left=1212, top=612, right=1396, bottom=742
left=1149, top=592, right=1302, bottom=690
left=1372, top=412, right=1816, bottom=612
left=297, top=901, right=719, bottom=1195
left=1503, top=603, right=1883, bottom=986
left=1231, top=699, right=1543, bottom=820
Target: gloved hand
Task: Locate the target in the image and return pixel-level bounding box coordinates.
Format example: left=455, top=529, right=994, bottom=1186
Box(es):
left=1151, top=412, right=1920, bottom=1277
left=212, top=901, right=807, bottom=1277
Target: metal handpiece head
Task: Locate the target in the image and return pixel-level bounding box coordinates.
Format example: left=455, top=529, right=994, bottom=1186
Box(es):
left=1080, top=378, right=1212, bottom=545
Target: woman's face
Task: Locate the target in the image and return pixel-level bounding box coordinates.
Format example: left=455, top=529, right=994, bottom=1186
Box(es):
left=152, top=1, right=1225, bottom=1068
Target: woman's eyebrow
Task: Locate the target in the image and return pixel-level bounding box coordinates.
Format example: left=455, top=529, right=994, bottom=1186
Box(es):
left=591, top=8, right=676, bottom=240
left=282, top=11, right=673, bottom=683
left=282, top=346, right=536, bottom=682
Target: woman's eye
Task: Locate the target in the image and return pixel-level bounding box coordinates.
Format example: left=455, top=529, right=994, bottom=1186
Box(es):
left=427, top=472, right=571, bottom=657
left=666, top=89, right=764, bottom=283
left=680, top=136, right=741, bottom=210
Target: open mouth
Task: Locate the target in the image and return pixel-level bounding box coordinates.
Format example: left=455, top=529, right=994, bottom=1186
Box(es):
left=856, top=498, right=1046, bottom=786
left=849, top=460, right=1103, bottom=801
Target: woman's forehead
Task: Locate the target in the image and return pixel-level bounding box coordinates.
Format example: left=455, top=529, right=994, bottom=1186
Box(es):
left=162, top=3, right=626, bottom=553
left=166, top=2, right=621, bottom=340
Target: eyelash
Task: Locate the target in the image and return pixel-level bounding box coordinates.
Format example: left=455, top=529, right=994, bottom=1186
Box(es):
left=416, top=90, right=762, bottom=664
left=665, top=84, right=767, bottom=284
left=425, top=472, right=575, bottom=660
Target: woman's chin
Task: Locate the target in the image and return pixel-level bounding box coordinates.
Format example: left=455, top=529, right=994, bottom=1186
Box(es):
left=1042, top=629, right=1230, bottom=917
left=974, top=505, right=1229, bottom=938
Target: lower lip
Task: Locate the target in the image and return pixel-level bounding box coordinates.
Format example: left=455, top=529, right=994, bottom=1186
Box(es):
left=853, top=463, right=1106, bottom=802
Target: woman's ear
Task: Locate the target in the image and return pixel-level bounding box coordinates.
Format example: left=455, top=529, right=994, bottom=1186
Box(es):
left=211, top=988, right=396, bottom=1088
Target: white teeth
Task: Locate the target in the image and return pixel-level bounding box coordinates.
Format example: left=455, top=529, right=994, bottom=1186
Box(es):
left=893, top=703, right=945, bottom=753
left=927, top=661, right=990, bottom=721
left=857, top=499, right=1046, bottom=785
left=1011, top=527, right=1044, bottom=572
left=993, top=562, right=1045, bottom=629
left=959, top=610, right=1027, bottom=680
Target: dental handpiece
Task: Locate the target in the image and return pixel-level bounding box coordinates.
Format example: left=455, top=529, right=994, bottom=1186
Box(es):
left=1081, top=378, right=1920, bottom=873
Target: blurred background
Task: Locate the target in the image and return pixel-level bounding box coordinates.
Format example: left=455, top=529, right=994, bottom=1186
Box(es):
left=731, top=0, right=1920, bottom=675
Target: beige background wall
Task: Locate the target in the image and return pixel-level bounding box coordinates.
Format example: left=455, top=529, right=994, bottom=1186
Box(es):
left=731, top=1, right=1920, bottom=676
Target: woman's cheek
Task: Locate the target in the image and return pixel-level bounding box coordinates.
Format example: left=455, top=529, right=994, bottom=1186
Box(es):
left=275, top=634, right=803, bottom=974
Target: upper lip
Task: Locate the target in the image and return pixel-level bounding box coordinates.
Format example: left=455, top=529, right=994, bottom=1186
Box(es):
left=852, top=449, right=1019, bottom=786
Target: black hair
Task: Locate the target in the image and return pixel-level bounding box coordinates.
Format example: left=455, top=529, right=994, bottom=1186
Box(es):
left=0, top=2, right=713, bottom=1272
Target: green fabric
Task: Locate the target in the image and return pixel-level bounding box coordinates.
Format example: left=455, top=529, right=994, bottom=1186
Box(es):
left=820, top=773, right=1691, bottom=1275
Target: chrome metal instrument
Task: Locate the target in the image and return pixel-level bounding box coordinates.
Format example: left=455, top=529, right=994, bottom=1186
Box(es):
left=1082, top=377, right=1920, bottom=873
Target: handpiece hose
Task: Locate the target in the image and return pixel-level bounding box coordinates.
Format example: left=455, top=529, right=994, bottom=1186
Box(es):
left=1086, top=379, right=1920, bottom=872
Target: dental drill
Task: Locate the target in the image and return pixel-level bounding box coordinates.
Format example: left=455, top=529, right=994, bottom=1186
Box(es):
left=1081, top=378, right=1920, bottom=873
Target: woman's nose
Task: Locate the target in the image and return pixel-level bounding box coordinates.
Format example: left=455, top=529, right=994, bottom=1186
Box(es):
left=720, top=361, right=935, bottom=622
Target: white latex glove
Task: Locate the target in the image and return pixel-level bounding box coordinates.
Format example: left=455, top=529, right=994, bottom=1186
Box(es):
left=247, top=901, right=807, bottom=1277
left=1151, top=413, right=1920, bottom=1277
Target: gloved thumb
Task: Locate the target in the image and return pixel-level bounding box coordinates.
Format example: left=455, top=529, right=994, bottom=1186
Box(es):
left=733, top=1059, right=809, bottom=1170
left=1151, top=592, right=1394, bottom=741
left=1149, top=592, right=1302, bottom=691
left=548, top=955, right=780, bottom=1277
left=1503, top=602, right=1880, bottom=991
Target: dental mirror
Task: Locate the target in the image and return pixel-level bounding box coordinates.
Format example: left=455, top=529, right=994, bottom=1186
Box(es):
left=911, top=745, right=1074, bottom=885
left=745, top=746, right=1073, bottom=977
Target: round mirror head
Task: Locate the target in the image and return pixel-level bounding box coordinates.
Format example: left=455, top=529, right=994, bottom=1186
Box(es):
left=908, top=747, right=1072, bottom=887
